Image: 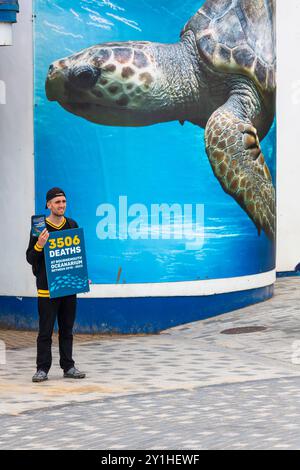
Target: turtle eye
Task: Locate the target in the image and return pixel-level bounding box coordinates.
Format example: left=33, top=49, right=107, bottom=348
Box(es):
left=69, top=65, right=100, bottom=90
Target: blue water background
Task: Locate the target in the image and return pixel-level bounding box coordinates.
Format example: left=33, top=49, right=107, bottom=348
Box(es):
left=34, top=0, right=276, bottom=284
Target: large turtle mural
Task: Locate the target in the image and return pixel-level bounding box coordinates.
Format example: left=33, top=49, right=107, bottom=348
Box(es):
left=45, top=0, right=276, bottom=240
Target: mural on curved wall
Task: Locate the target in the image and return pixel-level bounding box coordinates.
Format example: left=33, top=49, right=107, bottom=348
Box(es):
left=34, top=0, right=276, bottom=284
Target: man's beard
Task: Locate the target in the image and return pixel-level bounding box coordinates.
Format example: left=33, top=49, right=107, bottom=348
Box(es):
left=53, top=210, right=65, bottom=217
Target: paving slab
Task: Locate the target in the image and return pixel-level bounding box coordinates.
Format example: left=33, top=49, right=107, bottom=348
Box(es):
left=0, top=278, right=300, bottom=449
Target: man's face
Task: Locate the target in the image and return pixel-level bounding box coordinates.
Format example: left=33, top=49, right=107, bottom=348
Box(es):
left=47, top=196, right=67, bottom=216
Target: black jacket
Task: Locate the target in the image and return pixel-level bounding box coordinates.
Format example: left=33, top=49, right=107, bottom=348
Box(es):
left=26, top=217, right=78, bottom=296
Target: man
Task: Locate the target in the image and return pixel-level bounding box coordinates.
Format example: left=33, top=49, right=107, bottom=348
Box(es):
left=26, top=187, right=86, bottom=383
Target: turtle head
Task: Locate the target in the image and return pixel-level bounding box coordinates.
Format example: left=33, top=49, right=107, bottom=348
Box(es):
left=46, top=38, right=200, bottom=127
left=45, top=42, right=170, bottom=127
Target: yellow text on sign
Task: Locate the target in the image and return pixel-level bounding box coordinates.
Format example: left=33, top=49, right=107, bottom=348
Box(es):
left=48, top=235, right=80, bottom=250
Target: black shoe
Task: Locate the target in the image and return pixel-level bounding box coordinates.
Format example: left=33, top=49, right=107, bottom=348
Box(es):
left=63, top=367, right=86, bottom=379
left=32, top=370, right=48, bottom=383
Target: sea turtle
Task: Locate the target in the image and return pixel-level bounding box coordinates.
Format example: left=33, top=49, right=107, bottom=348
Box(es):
left=46, top=0, right=276, bottom=240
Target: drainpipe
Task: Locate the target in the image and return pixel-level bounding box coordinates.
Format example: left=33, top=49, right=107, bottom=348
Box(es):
left=0, top=1, right=19, bottom=46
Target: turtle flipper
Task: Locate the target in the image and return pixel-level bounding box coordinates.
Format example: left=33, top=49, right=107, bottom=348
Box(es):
left=205, top=103, right=275, bottom=240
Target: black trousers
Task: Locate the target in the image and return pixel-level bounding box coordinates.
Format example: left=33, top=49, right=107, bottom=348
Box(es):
left=37, top=295, right=76, bottom=373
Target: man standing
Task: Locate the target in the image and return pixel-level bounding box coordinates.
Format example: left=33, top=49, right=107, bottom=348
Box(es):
left=26, top=187, right=86, bottom=383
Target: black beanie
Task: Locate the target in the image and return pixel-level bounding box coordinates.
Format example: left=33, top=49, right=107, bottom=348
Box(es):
left=45, top=187, right=66, bottom=209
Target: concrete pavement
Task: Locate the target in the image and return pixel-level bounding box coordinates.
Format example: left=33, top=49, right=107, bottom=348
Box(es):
left=0, top=277, right=300, bottom=449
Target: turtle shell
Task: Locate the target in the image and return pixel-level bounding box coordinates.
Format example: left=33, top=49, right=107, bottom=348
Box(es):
left=181, top=0, right=276, bottom=93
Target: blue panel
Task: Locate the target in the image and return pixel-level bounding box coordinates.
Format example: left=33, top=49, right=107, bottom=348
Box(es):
left=0, top=285, right=273, bottom=334
left=0, top=1, right=19, bottom=22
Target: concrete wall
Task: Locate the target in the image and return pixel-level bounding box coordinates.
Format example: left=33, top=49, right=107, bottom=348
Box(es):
left=0, top=0, right=35, bottom=296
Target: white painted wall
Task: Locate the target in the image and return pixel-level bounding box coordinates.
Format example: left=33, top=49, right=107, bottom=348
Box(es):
left=0, top=0, right=35, bottom=296
left=277, top=0, right=300, bottom=271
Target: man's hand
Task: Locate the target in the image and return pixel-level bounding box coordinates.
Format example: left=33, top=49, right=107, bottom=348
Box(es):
left=37, top=228, right=49, bottom=248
